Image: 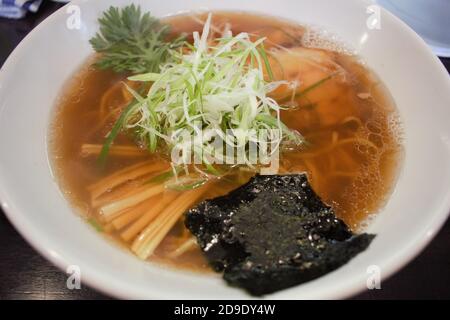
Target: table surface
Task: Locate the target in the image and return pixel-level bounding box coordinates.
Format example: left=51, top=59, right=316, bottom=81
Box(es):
left=1, top=1, right=449, bottom=300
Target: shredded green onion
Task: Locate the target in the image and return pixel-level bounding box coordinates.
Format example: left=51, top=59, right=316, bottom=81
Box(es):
left=98, top=99, right=140, bottom=166
left=88, top=218, right=103, bottom=232
left=102, top=13, right=304, bottom=184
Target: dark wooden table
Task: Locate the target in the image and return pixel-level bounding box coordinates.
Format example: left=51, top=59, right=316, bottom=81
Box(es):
left=1, top=1, right=449, bottom=300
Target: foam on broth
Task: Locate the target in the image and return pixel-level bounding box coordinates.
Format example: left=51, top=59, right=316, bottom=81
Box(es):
left=49, top=12, right=403, bottom=272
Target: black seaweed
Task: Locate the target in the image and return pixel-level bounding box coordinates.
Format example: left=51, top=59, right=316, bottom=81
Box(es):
left=185, top=174, right=375, bottom=296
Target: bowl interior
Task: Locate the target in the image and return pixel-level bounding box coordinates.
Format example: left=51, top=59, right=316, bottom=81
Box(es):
left=1, top=0, right=450, bottom=299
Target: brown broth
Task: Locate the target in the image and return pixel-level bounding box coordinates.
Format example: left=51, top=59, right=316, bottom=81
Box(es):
left=49, top=12, right=403, bottom=272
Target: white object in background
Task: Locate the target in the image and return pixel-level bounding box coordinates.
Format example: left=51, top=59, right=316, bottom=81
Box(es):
left=0, top=0, right=42, bottom=19
left=377, top=0, right=450, bottom=57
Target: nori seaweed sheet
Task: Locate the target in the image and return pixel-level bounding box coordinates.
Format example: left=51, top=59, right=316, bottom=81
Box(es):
left=185, top=174, right=375, bottom=296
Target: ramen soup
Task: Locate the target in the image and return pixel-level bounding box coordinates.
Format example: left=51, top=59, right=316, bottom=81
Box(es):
left=50, top=11, right=403, bottom=273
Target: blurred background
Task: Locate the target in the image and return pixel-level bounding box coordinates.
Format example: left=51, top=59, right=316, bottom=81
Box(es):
left=377, top=0, right=450, bottom=57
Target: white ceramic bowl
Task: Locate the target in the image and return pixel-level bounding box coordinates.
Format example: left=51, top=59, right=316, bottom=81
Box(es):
left=1, top=0, right=450, bottom=300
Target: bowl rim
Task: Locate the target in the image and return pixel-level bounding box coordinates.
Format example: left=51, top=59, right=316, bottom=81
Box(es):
left=1, top=0, right=450, bottom=300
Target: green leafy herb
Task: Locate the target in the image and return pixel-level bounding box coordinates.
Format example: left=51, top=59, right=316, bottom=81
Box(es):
left=94, top=10, right=305, bottom=187
left=255, top=114, right=304, bottom=146
left=90, top=4, right=184, bottom=73
left=146, top=167, right=182, bottom=184
left=258, top=43, right=274, bottom=81
left=279, top=73, right=337, bottom=103
left=119, top=14, right=303, bottom=169
left=88, top=218, right=103, bottom=232
left=98, top=99, right=139, bottom=166
left=167, top=178, right=208, bottom=191
left=295, top=73, right=336, bottom=98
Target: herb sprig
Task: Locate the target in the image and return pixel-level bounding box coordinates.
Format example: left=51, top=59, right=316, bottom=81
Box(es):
left=90, top=4, right=184, bottom=73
